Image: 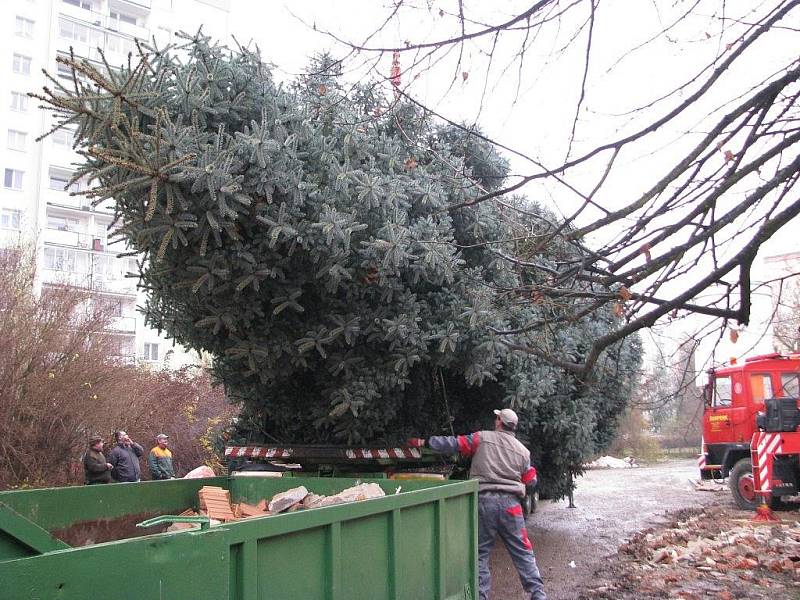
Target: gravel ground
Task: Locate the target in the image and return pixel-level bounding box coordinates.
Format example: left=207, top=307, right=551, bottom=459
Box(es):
left=488, top=458, right=722, bottom=599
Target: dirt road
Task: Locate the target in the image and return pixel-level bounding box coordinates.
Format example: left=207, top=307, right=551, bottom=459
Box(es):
left=489, top=458, right=721, bottom=599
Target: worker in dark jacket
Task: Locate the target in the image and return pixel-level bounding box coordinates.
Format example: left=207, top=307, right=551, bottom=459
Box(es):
left=108, top=430, right=144, bottom=482
left=148, top=433, right=175, bottom=480
left=409, top=408, right=546, bottom=600
left=83, top=435, right=113, bottom=484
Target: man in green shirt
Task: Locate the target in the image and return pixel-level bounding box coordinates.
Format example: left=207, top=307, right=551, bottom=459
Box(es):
left=148, top=433, right=175, bottom=480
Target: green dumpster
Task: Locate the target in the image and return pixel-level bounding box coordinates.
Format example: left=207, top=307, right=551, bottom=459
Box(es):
left=0, top=476, right=477, bottom=600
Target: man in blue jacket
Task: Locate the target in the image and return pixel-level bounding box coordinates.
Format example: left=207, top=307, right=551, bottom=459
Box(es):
left=410, top=408, right=546, bottom=600
left=108, top=430, right=144, bottom=482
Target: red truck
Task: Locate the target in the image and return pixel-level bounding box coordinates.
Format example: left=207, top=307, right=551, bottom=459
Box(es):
left=700, top=352, right=800, bottom=509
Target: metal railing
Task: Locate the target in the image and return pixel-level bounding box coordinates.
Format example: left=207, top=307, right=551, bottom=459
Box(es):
left=44, top=228, right=102, bottom=251
left=108, top=315, right=136, bottom=333
left=41, top=268, right=138, bottom=296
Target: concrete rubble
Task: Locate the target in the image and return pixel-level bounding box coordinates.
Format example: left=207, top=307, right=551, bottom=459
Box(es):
left=167, top=482, right=387, bottom=530
left=268, top=486, right=310, bottom=513
left=584, top=503, right=800, bottom=599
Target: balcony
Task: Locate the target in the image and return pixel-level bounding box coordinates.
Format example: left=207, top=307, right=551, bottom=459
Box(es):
left=45, top=227, right=105, bottom=251
left=108, top=315, right=136, bottom=333
left=107, top=17, right=149, bottom=41
left=46, top=189, right=115, bottom=216
left=41, top=267, right=138, bottom=296
left=90, top=275, right=138, bottom=295
left=56, top=37, right=132, bottom=69
left=114, top=0, right=153, bottom=9
left=58, top=4, right=149, bottom=40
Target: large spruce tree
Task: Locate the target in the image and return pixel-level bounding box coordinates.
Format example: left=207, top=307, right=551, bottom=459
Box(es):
left=36, top=33, right=639, bottom=497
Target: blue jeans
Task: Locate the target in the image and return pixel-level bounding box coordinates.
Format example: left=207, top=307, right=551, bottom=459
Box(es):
left=478, top=492, right=546, bottom=600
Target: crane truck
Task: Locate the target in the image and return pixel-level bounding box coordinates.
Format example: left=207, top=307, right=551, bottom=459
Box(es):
left=699, top=352, right=800, bottom=509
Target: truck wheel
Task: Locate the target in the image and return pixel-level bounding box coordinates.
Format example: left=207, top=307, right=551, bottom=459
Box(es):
left=729, top=458, right=758, bottom=510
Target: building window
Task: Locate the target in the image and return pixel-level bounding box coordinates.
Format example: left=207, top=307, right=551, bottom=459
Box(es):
left=7, top=130, right=27, bottom=151
left=57, top=62, right=72, bottom=81
left=44, top=247, right=77, bottom=271
left=62, top=0, right=94, bottom=10
left=47, top=215, right=79, bottom=232
left=12, top=54, right=32, bottom=76
left=52, top=127, right=76, bottom=147
left=49, top=167, right=72, bottom=191
left=143, top=342, right=159, bottom=362
left=15, top=16, right=34, bottom=38
left=94, top=296, right=122, bottom=315
left=109, top=10, right=138, bottom=27
left=56, top=60, right=88, bottom=84
left=10, top=92, right=28, bottom=112
left=58, top=18, right=89, bottom=43
left=94, top=255, right=118, bottom=280
left=93, top=221, right=107, bottom=242
left=0, top=208, right=22, bottom=230
left=107, top=32, right=135, bottom=55
left=4, top=169, right=24, bottom=190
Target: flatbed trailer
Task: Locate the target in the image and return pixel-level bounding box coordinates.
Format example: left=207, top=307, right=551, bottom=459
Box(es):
left=225, top=443, right=538, bottom=514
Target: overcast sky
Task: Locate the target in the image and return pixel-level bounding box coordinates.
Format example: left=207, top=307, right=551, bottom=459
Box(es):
left=228, top=1, right=799, bottom=247
left=226, top=1, right=800, bottom=369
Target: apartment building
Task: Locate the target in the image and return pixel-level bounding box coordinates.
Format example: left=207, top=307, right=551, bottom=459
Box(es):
left=0, top=0, right=230, bottom=368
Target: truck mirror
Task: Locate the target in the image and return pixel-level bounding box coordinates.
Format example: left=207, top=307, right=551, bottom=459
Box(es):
left=703, top=383, right=712, bottom=407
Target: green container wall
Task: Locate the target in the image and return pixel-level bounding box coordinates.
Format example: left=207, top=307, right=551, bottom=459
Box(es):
left=0, top=476, right=478, bottom=600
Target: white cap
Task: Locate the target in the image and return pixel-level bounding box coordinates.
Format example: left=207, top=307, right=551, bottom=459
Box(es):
left=493, top=408, right=518, bottom=428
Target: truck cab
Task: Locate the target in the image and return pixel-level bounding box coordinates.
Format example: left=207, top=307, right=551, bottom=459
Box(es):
left=701, top=353, right=800, bottom=508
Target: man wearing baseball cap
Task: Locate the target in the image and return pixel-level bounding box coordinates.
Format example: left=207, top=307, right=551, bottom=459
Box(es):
left=147, top=434, right=175, bottom=480
left=408, top=408, right=546, bottom=600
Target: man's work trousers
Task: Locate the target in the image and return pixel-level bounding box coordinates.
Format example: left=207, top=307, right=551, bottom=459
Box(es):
left=478, top=491, right=547, bottom=600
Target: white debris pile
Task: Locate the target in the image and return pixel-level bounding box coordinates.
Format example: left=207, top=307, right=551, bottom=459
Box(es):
left=163, top=482, right=388, bottom=532
left=268, top=485, right=310, bottom=513
left=303, top=483, right=386, bottom=509
left=264, top=482, right=386, bottom=513
left=585, top=455, right=638, bottom=469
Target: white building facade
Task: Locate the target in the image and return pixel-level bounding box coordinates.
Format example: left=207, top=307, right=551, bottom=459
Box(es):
left=0, top=0, right=230, bottom=368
